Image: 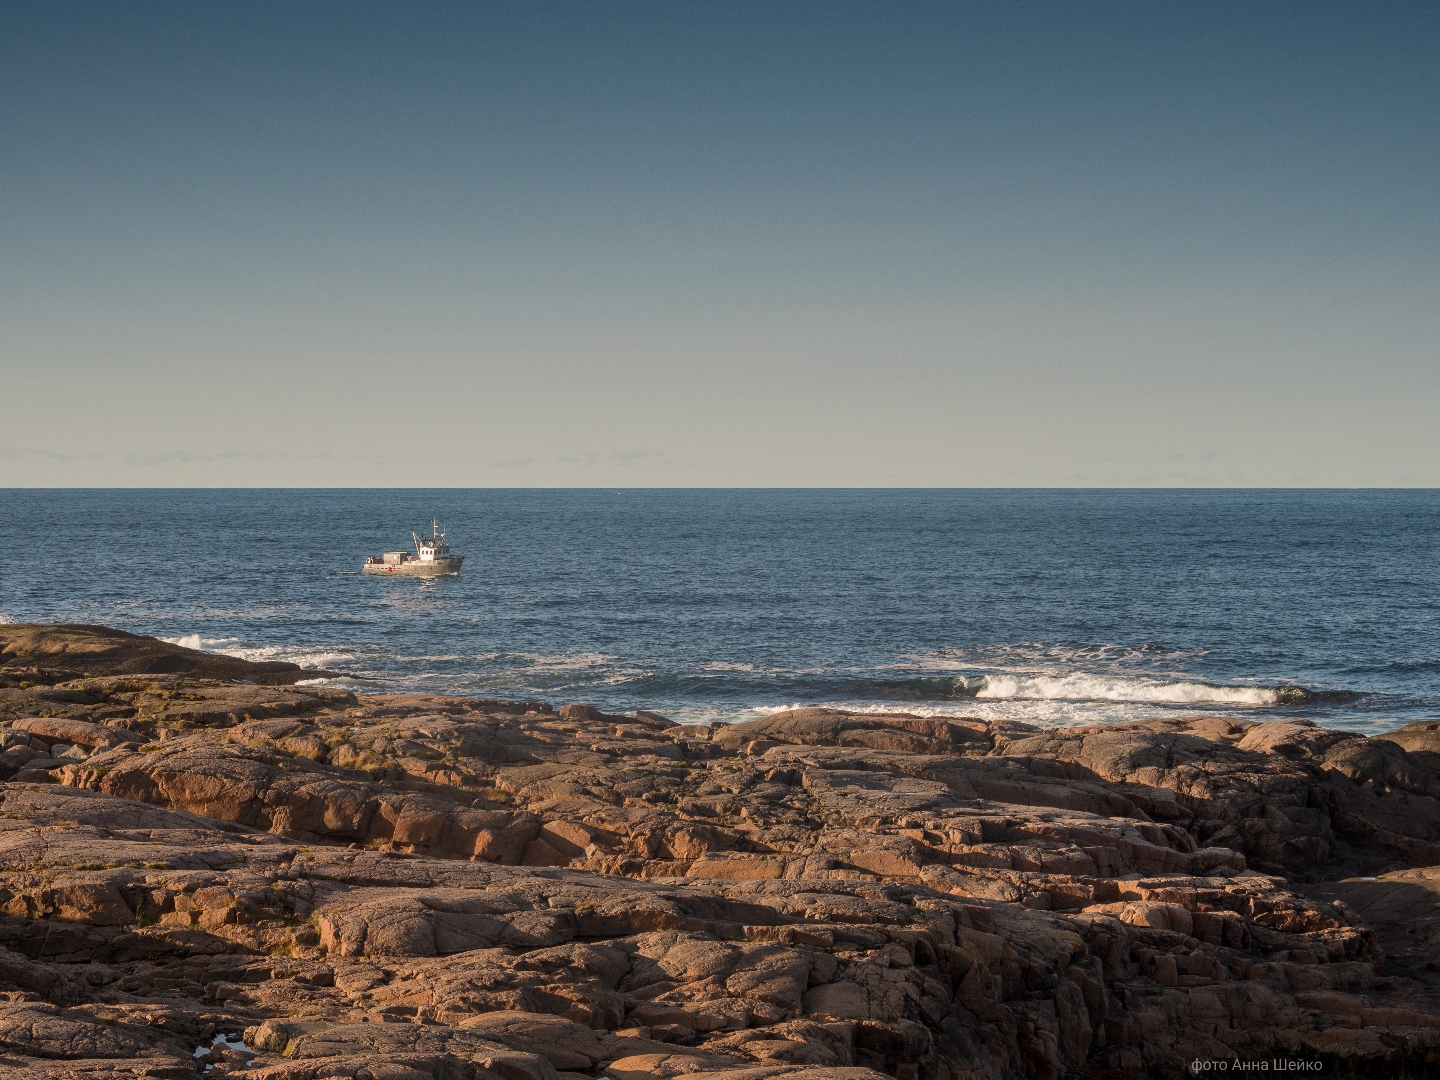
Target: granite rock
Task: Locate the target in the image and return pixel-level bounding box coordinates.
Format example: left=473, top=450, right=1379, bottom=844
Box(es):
left=5, top=629, right=1440, bottom=1077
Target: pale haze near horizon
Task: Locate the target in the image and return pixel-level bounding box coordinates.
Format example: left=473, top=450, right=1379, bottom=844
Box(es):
left=2, top=3, right=1437, bottom=488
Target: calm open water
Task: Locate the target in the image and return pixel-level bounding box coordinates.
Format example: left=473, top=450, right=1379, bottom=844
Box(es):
left=2, top=489, right=1437, bottom=734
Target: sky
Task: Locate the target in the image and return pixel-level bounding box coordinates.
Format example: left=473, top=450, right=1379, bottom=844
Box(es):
left=2, top=1, right=1437, bottom=487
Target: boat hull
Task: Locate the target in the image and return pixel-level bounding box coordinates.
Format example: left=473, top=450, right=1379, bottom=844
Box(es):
left=362, top=556, right=463, bottom=577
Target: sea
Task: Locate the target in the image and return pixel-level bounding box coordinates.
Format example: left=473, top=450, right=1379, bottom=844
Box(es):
left=2, top=489, right=1437, bottom=735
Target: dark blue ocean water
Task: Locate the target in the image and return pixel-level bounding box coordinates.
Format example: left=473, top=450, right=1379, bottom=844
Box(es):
left=2, top=490, right=1437, bottom=734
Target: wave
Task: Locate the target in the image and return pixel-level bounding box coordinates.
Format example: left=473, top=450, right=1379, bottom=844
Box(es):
left=899, top=642, right=1215, bottom=675
left=490, top=651, right=619, bottom=673
left=977, top=674, right=1301, bottom=705
left=145, top=633, right=1347, bottom=714
left=161, top=635, right=353, bottom=670
left=838, top=676, right=987, bottom=701
left=839, top=673, right=1325, bottom=706
left=223, top=644, right=357, bottom=670
left=162, top=634, right=240, bottom=652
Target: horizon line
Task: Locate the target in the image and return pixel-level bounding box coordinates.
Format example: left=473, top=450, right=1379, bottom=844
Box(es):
left=4, top=486, right=1438, bottom=494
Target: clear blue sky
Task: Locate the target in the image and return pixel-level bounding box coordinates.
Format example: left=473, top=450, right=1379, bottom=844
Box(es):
left=3, top=1, right=1437, bottom=486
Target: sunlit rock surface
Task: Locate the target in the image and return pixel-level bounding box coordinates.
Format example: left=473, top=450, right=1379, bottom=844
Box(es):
left=4, top=626, right=1440, bottom=1078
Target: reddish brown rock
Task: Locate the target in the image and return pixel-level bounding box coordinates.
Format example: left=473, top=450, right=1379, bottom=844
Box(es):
left=0, top=624, right=351, bottom=686
left=7, top=632, right=1440, bottom=1077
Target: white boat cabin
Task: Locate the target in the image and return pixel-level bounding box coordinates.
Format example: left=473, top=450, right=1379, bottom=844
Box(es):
left=412, top=520, right=453, bottom=563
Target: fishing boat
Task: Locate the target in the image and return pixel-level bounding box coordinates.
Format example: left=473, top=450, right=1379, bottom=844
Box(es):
left=362, top=520, right=464, bottom=577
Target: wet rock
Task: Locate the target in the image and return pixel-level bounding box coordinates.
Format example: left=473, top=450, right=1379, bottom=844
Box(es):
left=0, top=624, right=354, bottom=686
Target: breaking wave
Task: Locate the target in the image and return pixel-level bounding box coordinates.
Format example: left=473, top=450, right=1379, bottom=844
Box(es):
left=162, top=634, right=239, bottom=652
left=161, top=635, right=352, bottom=670
left=899, top=642, right=1215, bottom=674
left=976, top=674, right=1312, bottom=705
left=219, top=643, right=357, bottom=669
left=839, top=673, right=1323, bottom=706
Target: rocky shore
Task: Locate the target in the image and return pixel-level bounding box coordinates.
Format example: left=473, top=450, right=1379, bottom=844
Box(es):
left=4, top=626, right=1440, bottom=1078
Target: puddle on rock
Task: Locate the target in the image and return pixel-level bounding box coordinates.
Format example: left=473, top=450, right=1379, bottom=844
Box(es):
left=193, top=1032, right=253, bottom=1070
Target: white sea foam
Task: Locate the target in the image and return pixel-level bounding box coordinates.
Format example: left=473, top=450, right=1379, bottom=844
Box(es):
left=898, top=643, right=1214, bottom=676
left=502, top=651, right=618, bottom=672
left=730, top=670, right=1317, bottom=731
left=162, top=634, right=242, bottom=652
left=226, top=644, right=356, bottom=669
left=161, top=635, right=353, bottom=669
left=974, top=673, right=1281, bottom=705
left=732, top=678, right=1388, bottom=730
